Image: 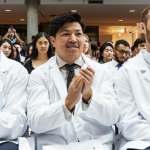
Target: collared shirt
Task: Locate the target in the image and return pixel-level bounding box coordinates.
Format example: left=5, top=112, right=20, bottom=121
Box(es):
left=56, top=54, right=90, bottom=121
left=141, top=49, right=150, bottom=69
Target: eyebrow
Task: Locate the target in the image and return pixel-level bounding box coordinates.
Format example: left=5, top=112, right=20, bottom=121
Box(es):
left=61, top=29, right=82, bottom=32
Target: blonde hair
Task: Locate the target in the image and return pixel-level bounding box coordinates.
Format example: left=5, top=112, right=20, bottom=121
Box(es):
left=83, top=34, right=92, bottom=55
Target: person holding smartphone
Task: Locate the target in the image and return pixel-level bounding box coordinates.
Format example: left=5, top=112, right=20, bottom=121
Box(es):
left=2, top=25, right=21, bottom=44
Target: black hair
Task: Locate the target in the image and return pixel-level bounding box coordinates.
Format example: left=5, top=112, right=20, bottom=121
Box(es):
left=13, top=46, right=21, bottom=63
left=131, top=46, right=135, bottom=52
left=49, top=12, right=86, bottom=37
left=0, top=39, right=14, bottom=59
left=13, top=42, right=21, bottom=46
left=115, top=39, right=130, bottom=49
left=98, top=42, right=113, bottom=62
left=133, top=38, right=146, bottom=48
left=25, top=44, right=32, bottom=61
left=30, top=32, right=54, bottom=60
left=32, top=36, right=36, bottom=40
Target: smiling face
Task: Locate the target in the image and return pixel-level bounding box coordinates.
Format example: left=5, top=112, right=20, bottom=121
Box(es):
left=50, top=22, right=84, bottom=63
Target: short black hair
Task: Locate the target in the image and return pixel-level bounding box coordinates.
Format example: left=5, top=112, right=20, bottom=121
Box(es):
left=115, top=39, right=130, bottom=49
left=133, top=38, right=146, bottom=48
left=32, top=35, right=36, bottom=40
left=30, top=32, right=54, bottom=60
left=131, top=46, right=135, bottom=51
left=99, top=42, right=113, bottom=62
left=49, top=12, right=86, bottom=37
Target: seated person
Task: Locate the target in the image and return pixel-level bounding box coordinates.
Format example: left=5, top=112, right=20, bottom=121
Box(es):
left=114, top=5, right=150, bottom=150
left=27, top=12, right=119, bottom=150
left=0, top=49, right=28, bottom=150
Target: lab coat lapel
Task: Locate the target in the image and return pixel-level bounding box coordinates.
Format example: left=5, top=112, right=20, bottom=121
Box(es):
left=0, top=50, right=12, bottom=110
left=47, top=56, right=67, bottom=100
left=134, top=51, right=150, bottom=123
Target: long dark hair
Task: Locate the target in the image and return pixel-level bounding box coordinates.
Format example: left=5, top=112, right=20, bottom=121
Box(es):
left=0, top=39, right=14, bottom=59
left=30, top=32, right=54, bottom=60
left=98, top=42, right=113, bottom=62
left=25, top=44, right=32, bottom=61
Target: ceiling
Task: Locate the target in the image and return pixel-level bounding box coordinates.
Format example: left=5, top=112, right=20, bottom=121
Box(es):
left=0, top=0, right=149, bottom=34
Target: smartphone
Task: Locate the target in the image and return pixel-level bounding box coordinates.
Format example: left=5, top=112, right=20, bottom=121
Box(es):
left=10, top=25, right=13, bottom=31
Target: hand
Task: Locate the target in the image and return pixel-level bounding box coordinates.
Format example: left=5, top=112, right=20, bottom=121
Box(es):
left=8, top=28, right=11, bottom=33
left=65, top=74, right=84, bottom=111
left=13, top=28, right=16, bottom=34
left=80, top=66, right=95, bottom=103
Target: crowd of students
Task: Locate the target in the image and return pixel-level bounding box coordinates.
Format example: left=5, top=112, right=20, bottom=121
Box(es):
left=0, top=4, right=150, bottom=150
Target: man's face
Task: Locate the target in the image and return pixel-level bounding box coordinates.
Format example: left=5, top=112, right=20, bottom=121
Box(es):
left=8, top=30, right=14, bottom=38
left=137, top=42, right=146, bottom=54
left=114, top=44, right=130, bottom=64
left=50, top=22, right=84, bottom=63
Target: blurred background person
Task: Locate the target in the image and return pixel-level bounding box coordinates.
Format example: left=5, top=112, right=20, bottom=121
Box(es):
left=13, top=46, right=21, bottom=63
left=13, top=42, right=25, bottom=63
left=2, top=26, right=21, bottom=44
left=25, top=45, right=33, bottom=62
left=132, top=38, right=146, bottom=57
left=83, top=34, right=92, bottom=58
left=98, top=42, right=113, bottom=64
left=20, top=37, right=27, bottom=57
left=0, top=39, right=13, bottom=59
left=24, top=32, right=54, bottom=74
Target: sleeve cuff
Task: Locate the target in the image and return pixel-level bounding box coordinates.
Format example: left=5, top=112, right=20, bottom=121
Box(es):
left=81, top=96, right=92, bottom=111
left=62, top=100, right=72, bottom=122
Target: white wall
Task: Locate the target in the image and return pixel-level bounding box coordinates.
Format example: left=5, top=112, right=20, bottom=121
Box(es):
left=99, top=35, right=112, bottom=45
left=112, top=33, right=132, bottom=47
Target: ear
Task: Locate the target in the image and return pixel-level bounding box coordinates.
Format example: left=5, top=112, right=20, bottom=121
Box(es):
left=50, top=36, right=56, bottom=48
left=140, top=22, right=146, bottom=34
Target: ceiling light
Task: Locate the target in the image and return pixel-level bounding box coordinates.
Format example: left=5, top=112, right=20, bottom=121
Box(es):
left=5, top=10, right=11, bottom=12
left=71, top=10, right=77, bottom=12
left=120, top=29, right=125, bottom=33
left=119, top=20, right=123, bottom=21
left=129, top=10, right=135, bottom=12
left=20, top=19, right=25, bottom=21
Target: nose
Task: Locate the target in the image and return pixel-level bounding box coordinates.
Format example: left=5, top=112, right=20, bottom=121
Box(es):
left=123, top=53, right=126, bottom=57
left=42, top=43, right=45, bottom=47
left=69, top=34, right=77, bottom=43
left=5, top=48, right=9, bottom=52
left=143, top=45, right=146, bottom=49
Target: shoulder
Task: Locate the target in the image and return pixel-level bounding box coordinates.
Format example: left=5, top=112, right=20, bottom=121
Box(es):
left=103, top=61, right=113, bottom=67
left=9, top=59, right=28, bottom=76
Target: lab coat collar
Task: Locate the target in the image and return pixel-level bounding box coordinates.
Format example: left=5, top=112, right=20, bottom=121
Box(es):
left=0, top=50, right=12, bottom=73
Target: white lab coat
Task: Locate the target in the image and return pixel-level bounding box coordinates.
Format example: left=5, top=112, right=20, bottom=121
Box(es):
left=114, top=51, right=150, bottom=150
left=0, top=50, right=28, bottom=145
left=103, top=60, right=119, bottom=77
left=27, top=54, right=119, bottom=150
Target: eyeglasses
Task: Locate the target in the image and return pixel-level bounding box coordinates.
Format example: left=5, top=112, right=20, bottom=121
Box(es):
left=115, top=49, right=130, bottom=57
